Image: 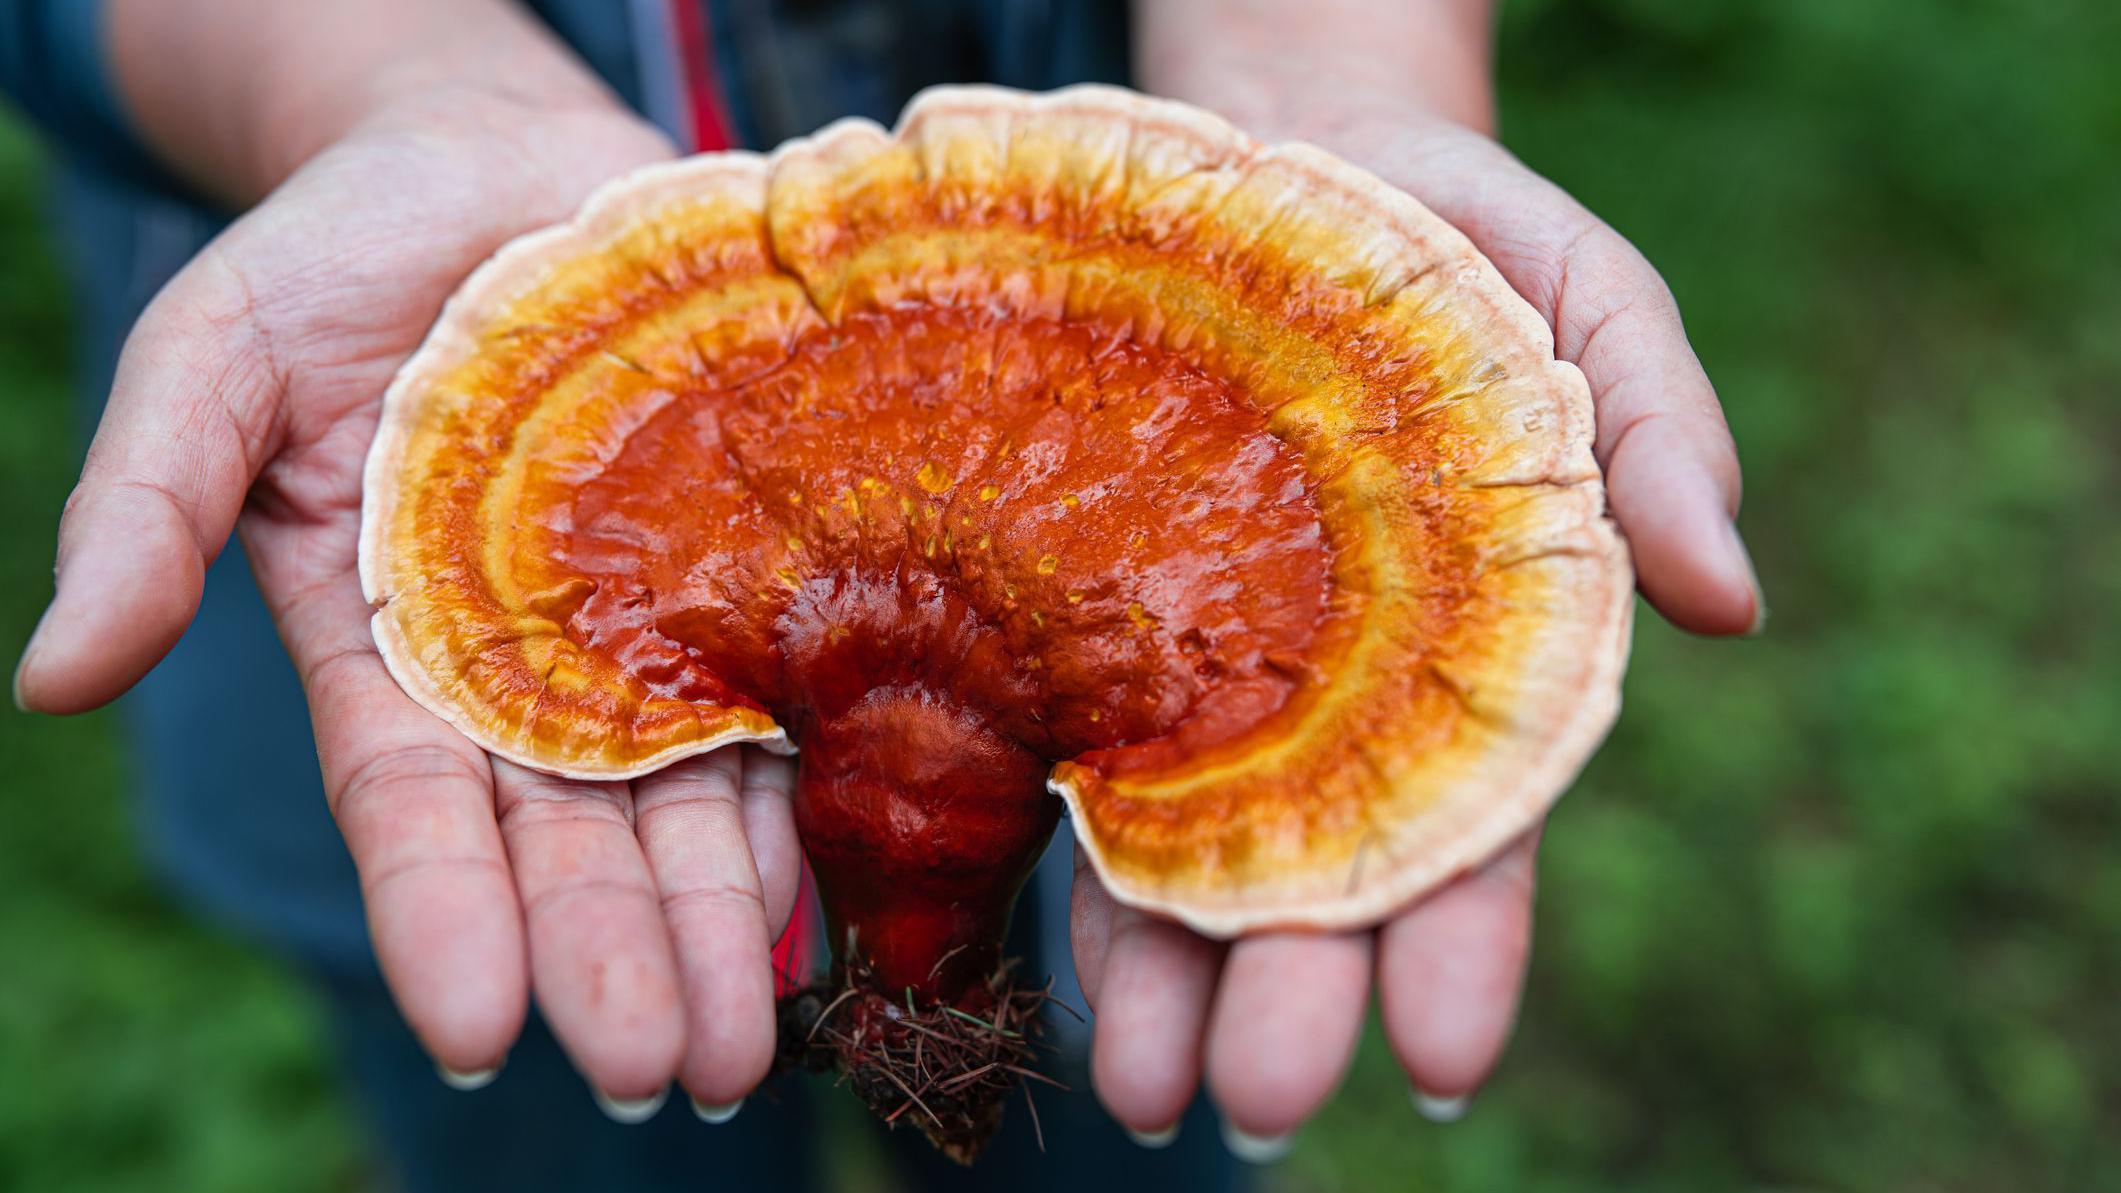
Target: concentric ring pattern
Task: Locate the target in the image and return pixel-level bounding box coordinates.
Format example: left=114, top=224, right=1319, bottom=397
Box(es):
left=359, top=85, right=1633, bottom=934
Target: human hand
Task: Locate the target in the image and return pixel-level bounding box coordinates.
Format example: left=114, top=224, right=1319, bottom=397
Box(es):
left=11, top=80, right=807, bottom=1112
left=1066, top=111, right=1760, bottom=1148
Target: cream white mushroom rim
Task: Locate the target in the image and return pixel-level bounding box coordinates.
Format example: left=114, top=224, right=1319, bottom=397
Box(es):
left=356, top=83, right=1634, bottom=939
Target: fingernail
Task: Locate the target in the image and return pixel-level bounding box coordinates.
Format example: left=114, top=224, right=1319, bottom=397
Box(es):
left=436, top=1061, right=500, bottom=1091
left=1413, top=1088, right=1470, bottom=1123
left=1727, top=521, right=1768, bottom=636
left=1125, top=1122, right=1180, bottom=1149
left=593, top=1085, right=669, bottom=1124
left=1219, top=1121, right=1294, bottom=1164
left=690, top=1095, right=744, bottom=1124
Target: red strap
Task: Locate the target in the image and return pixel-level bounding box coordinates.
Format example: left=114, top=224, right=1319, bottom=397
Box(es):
left=666, top=0, right=736, bottom=152
left=771, top=858, right=820, bottom=996
left=667, top=2, right=815, bottom=991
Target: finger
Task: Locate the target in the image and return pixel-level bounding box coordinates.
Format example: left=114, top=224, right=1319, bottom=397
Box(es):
left=736, top=746, right=802, bottom=934
left=631, top=749, right=777, bottom=1107
left=274, top=560, right=524, bottom=1075
left=1376, top=830, right=1541, bottom=1103
left=491, top=759, right=685, bottom=1100
left=1395, top=133, right=1760, bottom=636
left=1084, top=873, right=1225, bottom=1134
left=1204, top=931, right=1373, bottom=1138
left=14, top=247, right=284, bottom=713
left=1069, top=843, right=1119, bottom=1006
left=1561, top=231, right=1759, bottom=636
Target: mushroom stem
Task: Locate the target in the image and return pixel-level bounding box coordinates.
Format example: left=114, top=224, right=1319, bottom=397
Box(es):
left=791, top=683, right=1060, bottom=1002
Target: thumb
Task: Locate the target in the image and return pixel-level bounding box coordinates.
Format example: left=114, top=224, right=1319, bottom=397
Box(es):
left=14, top=248, right=282, bottom=713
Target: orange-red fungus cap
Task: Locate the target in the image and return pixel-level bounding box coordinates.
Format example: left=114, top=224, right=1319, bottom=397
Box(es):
left=359, top=86, right=1633, bottom=936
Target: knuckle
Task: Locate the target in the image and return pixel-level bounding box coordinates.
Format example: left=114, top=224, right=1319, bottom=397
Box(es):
left=1555, top=227, right=1680, bottom=361
left=639, top=753, right=743, bottom=803
left=496, top=786, right=634, bottom=834
left=361, top=852, right=509, bottom=901
left=659, top=880, right=768, bottom=925
left=521, top=874, right=652, bottom=920
left=737, top=762, right=795, bottom=803
left=331, top=743, right=488, bottom=816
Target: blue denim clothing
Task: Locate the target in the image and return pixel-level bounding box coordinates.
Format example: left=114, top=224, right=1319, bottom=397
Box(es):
left=2, top=0, right=1130, bottom=190
left=0, top=0, right=162, bottom=187
left=8, top=3, right=1248, bottom=1190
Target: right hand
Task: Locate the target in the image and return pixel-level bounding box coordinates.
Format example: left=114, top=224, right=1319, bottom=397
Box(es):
left=13, top=87, right=805, bottom=1113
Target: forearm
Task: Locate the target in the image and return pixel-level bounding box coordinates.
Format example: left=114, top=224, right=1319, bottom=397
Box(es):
left=1135, top=0, right=1496, bottom=146
left=105, top=0, right=636, bottom=203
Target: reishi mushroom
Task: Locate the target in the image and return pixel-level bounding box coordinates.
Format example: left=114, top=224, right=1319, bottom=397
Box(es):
left=359, top=85, right=1633, bottom=1159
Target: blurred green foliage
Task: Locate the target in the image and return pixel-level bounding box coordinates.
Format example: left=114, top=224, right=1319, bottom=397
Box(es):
left=2, top=1, right=2117, bottom=1191
left=0, top=125, right=359, bottom=1192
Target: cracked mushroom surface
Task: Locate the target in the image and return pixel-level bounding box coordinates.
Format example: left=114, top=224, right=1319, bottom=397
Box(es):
left=360, top=85, right=1633, bottom=967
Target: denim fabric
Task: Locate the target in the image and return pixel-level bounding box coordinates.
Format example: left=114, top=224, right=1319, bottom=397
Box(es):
left=0, top=0, right=179, bottom=191
left=2, top=1, right=1129, bottom=190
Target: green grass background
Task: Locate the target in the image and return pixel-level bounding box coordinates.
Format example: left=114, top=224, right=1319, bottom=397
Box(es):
left=3, top=1, right=2118, bottom=1189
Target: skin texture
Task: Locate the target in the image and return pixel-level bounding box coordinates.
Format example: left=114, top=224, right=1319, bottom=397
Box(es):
left=14, top=0, right=1758, bottom=1141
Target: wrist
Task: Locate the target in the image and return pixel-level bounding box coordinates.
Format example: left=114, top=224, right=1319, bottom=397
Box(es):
left=106, top=0, right=646, bottom=204
left=1137, top=0, right=1497, bottom=143
left=340, top=81, right=674, bottom=179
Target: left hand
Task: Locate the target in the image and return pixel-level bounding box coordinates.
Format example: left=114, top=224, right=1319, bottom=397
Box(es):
left=1068, top=113, right=1761, bottom=1147
left=12, top=69, right=801, bottom=1110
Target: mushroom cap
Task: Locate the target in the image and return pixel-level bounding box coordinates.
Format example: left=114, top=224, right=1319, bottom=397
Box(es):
left=359, top=85, right=1633, bottom=937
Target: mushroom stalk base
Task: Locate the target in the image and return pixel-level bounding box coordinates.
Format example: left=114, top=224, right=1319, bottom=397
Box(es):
left=776, top=959, right=1061, bottom=1164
